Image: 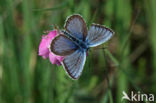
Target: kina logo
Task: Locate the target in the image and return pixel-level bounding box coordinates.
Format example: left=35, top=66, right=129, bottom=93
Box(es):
left=121, top=91, right=154, bottom=102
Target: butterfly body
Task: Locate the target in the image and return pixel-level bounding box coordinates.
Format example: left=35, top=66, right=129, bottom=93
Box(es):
left=50, top=14, right=114, bottom=79
left=62, top=30, right=89, bottom=52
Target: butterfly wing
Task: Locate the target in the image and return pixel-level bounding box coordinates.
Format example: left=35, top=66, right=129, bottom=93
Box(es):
left=64, top=14, right=88, bottom=40
left=86, top=24, right=114, bottom=47
left=62, top=49, right=86, bottom=79
left=50, top=34, right=77, bottom=56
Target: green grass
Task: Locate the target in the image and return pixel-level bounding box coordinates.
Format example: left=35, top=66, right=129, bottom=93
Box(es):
left=0, top=0, right=156, bottom=103
left=144, top=0, right=156, bottom=93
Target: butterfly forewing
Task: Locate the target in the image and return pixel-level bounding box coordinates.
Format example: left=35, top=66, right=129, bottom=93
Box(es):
left=65, top=14, right=88, bottom=40
left=62, top=50, right=86, bottom=79
left=86, top=24, right=114, bottom=47
left=50, top=34, right=77, bottom=56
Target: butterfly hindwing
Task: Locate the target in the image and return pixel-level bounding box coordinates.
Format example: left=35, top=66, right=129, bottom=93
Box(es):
left=62, top=50, right=86, bottom=79
left=50, top=34, right=77, bottom=56
left=86, top=24, right=114, bottom=47
left=64, top=14, right=88, bottom=40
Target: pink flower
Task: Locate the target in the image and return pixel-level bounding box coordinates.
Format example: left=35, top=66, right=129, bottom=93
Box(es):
left=39, top=30, right=64, bottom=66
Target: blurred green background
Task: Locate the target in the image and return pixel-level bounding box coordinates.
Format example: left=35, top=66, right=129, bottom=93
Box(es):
left=0, top=0, right=156, bottom=103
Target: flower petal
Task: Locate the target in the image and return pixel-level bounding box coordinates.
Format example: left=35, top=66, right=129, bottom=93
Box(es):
left=39, top=30, right=64, bottom=66
left=38, top=30, right=58, bottom=58
left=39, top=35, right=50, bottom=58
left=49, top=53, right=57, bottom=64
left=49, top=52, right=64, bottom=66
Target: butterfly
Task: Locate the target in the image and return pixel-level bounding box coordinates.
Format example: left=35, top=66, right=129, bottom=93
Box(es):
left=50, top=14, right=114, bottom=80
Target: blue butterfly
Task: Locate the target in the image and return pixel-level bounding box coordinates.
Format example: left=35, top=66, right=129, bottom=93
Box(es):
left=50, top=14, right=114, bottom=79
